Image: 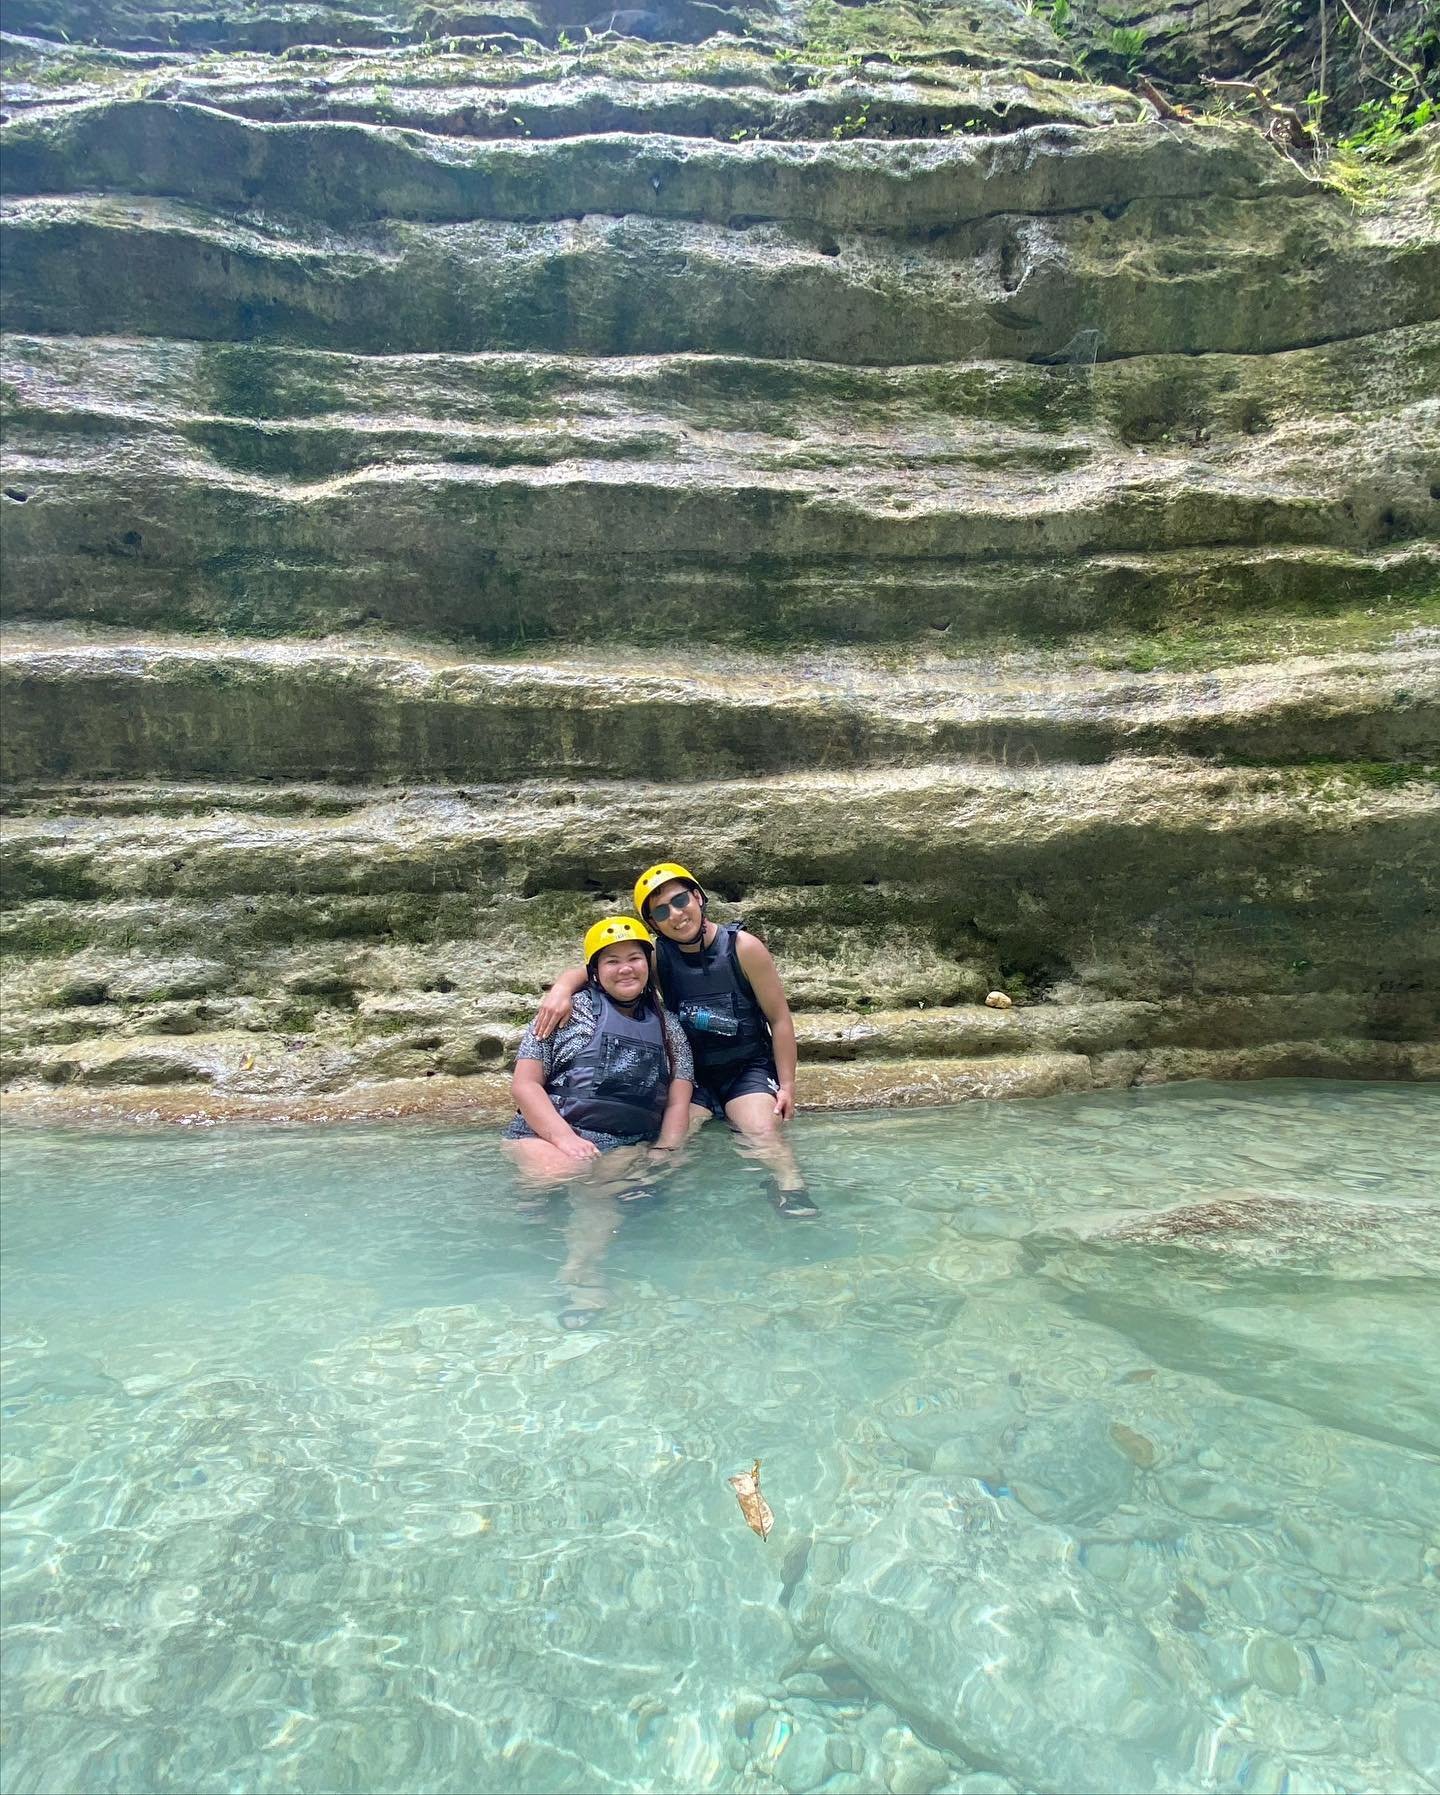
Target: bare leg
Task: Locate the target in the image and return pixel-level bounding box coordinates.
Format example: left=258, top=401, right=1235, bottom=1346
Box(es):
left=557, top=1146, right=647, bottom=1327
left=583, top=1144, right=648, bottom=1195
left=686, top=1100, right=714, bottom=1140
left=556, top=1191, right=618, bottom=1326
left=504, top=1137, right=585, bottom=1213
left=505, top=1141, right=649, bottom=1321
left=722, top=1091, right=813, bottom=1210
left=504, top=1138, right=593, bottom=1184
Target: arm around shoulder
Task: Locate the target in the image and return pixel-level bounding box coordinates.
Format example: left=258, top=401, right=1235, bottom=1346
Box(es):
left=532, top=964, right=588, bottom=1039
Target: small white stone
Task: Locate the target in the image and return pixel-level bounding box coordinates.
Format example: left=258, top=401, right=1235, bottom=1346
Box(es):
left=984, top=991, right=1013, bottom=1009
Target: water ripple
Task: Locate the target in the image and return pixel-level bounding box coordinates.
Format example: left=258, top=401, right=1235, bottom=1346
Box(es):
left=2, top=1080, right=1438, bottom=1793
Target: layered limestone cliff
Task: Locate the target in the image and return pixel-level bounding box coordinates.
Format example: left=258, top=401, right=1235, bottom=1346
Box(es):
left=1, top=0, right=1437, bottom=1120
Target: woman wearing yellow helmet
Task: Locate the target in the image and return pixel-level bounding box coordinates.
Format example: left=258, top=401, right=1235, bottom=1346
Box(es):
left=533, top=864, right=816, bottom=1218
left=505, top=915, right=693, bottom=1166
left=504, top=916, right=695, bottom=1326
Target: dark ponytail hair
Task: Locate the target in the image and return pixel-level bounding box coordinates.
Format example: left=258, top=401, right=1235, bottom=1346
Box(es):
left=643, top=953, right=678, bottom=1083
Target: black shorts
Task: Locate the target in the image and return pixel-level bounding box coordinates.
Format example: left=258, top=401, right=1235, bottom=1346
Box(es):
left=694, top=1058, right=780, bottom=1119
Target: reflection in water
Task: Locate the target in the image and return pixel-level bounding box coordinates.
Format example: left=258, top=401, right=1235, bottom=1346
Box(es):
left=2, top=1081, right=1438, bottom=1794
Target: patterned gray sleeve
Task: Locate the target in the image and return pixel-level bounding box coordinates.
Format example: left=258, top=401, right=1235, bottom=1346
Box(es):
left=515, top=988, right=596, bottom=1080
left=514, top=1024, right=554, bottom=1076
left=664, top=1011, right=694, bottom=1084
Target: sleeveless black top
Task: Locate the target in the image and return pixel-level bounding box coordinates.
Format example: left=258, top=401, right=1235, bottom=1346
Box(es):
left=654, top=924, right=770, bottom=1080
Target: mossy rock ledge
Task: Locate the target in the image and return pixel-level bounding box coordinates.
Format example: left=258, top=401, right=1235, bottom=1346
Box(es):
left=2, top=0, right=1437, bottom=1119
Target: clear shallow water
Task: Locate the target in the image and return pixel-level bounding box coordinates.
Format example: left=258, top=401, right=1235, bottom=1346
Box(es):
left=2, top=1080, right=1438, bottom=1795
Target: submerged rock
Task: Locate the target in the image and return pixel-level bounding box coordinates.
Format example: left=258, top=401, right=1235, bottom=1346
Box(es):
left=1005, top=1402, right=1136, bottom=1524
left=820, top=1478, right=1193, bottom=1792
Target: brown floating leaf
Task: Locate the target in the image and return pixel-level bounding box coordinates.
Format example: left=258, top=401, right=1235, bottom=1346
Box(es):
left=728, top=1458, right=775, bottom=1542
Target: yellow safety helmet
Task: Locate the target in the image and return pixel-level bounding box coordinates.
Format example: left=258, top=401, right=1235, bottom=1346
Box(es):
left=583, top=915, right=654, bottom=965
left=634, top=861, right=705, bottom=920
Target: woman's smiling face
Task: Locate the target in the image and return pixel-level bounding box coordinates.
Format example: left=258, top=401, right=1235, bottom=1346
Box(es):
left=592, top=941, right=651, bottom=1004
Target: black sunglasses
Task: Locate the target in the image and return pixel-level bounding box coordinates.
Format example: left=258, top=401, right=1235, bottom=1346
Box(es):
left=649, top=889, right=697, bottom=923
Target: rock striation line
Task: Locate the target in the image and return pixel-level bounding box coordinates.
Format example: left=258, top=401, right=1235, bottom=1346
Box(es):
left=3, top=635, right=1437, bottom=781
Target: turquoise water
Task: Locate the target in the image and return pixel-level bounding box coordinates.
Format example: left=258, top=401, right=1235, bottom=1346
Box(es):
left=2, top=1080, right=1438, bottom=1795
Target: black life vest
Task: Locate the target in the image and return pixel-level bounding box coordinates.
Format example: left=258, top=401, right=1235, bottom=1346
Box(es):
left=655, top=923, right=770, bottom=1078
left=548, top=991, right=669, bottom=1140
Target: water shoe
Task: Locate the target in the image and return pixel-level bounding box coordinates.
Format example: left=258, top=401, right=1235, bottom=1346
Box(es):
left=772, top=1186, right=820, bottom=1220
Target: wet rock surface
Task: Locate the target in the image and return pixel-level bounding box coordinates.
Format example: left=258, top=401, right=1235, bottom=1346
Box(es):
left=1, top=0, right=1437, bottom=1112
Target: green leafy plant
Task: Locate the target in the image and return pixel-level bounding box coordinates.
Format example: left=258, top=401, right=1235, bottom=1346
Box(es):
left=1340, top=86, right=1435, bottom=156
left=1320, top=77, right=1436, bottom=200
left=1108, top=25, right=1147, bottom=71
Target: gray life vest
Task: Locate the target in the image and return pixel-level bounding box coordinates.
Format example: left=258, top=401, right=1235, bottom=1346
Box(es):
left=548, top=990, right=669, bottom=1139
left=655, top=923, right=770, bottom=1078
